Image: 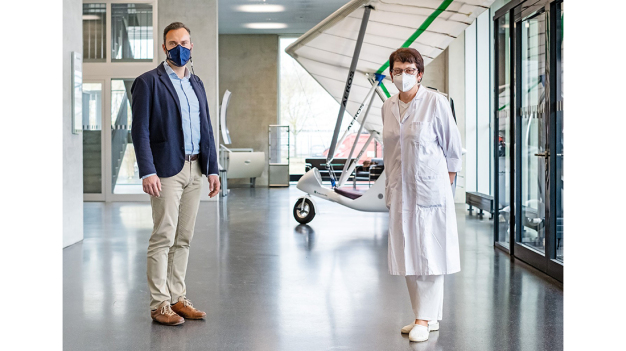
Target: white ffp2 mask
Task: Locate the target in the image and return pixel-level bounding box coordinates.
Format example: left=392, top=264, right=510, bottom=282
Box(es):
left=393, top=73, right=417, bottom=92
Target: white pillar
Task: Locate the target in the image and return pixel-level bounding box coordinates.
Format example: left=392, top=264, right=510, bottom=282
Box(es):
left=448, top=32, right=466, bottom=203
left=63, top=0, right=84, bottom=247
left=476, top=10, right=491, bottom=195
left=464, top=21, right=477, bottom=193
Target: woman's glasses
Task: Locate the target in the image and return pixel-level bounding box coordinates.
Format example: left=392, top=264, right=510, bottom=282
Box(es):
left=391, top=68, right=418, bottom=76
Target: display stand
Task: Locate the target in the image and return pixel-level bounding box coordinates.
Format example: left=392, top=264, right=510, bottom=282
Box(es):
left=268, top=125, right=290, bottom=187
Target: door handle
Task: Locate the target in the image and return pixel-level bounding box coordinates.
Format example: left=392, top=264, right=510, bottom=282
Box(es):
left=534, top=151, right=550, bottom=157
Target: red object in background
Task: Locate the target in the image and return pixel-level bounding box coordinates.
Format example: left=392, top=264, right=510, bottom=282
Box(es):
left=323, top=134, right=382, bottom=163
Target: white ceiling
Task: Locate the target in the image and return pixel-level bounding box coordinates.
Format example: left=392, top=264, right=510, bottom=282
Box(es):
left=219, top=0, right=351, bottom=34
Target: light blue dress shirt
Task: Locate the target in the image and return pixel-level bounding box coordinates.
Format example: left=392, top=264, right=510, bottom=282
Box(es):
left=164, top=61, right=201, bottom=155
left=142, top=62, right=216, bottom=179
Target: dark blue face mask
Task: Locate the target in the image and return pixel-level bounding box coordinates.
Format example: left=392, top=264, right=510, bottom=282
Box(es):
left=166, top=45, right=191, bottom=67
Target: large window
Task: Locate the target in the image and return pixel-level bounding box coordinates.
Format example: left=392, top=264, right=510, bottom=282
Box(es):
left=83, top=2, right=154, bottom=63
left=83, top=1, right=157, bottom=201
left=83, top=3, right=107, bottom=62
left=279, top=37, right=380, bottom=176
left=111, top=3, right=154, bottom=61
left=464, top=10, right=492, bottom=195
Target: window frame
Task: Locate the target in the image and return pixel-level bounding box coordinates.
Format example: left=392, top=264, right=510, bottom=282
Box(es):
left=83, top=0, right=158, bottom=65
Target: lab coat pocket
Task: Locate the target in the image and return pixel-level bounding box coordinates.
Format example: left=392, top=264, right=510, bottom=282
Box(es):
left=407, top=121, right=436, bottom=142
left=416, top=177, right=445, bottom=208
left=409, top=122, right=441, bottom=177
left=418, top=142, right=443, bottom=176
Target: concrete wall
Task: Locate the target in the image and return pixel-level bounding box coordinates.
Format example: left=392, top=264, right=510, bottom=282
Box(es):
left=218, top=34, right=279, bottom=186
left=159, top=0, right=219, bottom=200
left=63, top=0, right=83, bottom=248
left=448, top=32, right=466, bottom=203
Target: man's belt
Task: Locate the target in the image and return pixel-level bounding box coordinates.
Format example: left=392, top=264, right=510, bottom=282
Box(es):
left=185, top=154, right=199, bottom=161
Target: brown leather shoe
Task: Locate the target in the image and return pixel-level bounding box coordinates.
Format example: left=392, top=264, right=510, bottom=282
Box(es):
left=171, top=297, right=206, bottom=320
left=151, top=301, right=185, bottom=326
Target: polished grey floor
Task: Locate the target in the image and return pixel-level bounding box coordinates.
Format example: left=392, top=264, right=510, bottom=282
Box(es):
left=64, top=187, right=563, bottom=351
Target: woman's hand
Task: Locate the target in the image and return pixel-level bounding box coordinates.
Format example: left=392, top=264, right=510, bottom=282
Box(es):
left=448, top=172, right=456, bottom=185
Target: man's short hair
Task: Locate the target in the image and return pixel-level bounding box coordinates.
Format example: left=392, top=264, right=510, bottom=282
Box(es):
left=163, top=22, right=191, bottom=44
left=389, top=48, right=424, bottom=74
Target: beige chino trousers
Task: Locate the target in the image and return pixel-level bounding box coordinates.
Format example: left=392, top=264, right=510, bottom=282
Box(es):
left=147, top=159, right=203, bottom=310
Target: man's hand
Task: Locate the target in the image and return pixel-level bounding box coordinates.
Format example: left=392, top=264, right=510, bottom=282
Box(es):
left=448, top=172, right=456, bottom=185
left=143, top=175, right=162, bottom=197
left=208, top=175, right=220, bottom=198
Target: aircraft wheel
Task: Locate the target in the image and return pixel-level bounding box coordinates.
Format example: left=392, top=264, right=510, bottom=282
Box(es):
left=293, top=198, right=315, bottom=224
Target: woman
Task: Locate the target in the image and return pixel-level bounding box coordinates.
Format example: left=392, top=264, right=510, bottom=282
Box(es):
left=382, top=48, right=463, bottom=343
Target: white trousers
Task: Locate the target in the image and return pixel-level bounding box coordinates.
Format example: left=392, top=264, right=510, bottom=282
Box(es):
left=405, top=275, right=444, bottom=321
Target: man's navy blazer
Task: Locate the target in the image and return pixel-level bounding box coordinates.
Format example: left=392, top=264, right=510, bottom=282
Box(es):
left=131, top=63, right=218, bottom=178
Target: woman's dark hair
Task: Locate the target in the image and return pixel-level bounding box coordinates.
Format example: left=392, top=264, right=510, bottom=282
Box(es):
left=163, top=22, right=191, bottom=44
left=389, top=48, right=424, bottom=74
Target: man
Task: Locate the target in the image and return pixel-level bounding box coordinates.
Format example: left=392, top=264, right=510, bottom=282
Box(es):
left=131, top=22, right=220, bottom=326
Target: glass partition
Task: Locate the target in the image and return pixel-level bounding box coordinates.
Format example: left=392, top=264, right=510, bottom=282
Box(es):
left=111, top=79, right=142, bottom=194
left=111, top=3, right=153, bottom=61
left=83, top=83, right=103, bottom=194
left=518, top=12, right=547, bottom=254
left=496, top=13, right=511, bottom=249
left=83, top=3, right=106, bottom=62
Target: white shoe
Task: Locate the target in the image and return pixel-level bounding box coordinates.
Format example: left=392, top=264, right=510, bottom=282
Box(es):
left=408, top=324, right=429, bottom=342
left=401, top=321, right=439, bottom=334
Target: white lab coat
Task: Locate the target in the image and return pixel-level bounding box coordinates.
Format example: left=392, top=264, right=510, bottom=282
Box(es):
left=382, top=86, right=463, bottom=276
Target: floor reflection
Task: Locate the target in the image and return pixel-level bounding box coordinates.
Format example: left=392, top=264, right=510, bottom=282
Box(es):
left=64, top=187, right=563, bottom=351
left=294, top=224, right=315, bottom=251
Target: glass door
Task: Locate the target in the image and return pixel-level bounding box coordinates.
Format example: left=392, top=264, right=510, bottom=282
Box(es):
left=510, top=0, right=563, bottom=281
left=83, top=78, right=148, bottom=201
left=517, top=11, right=547, bottom=255
left=547, top=0, right=564, bottom=277
left=82, top=1, right=157, bottom=202
left=494, top=12, right=512, bottom=251
left=555, top=1, right=563, bottom=263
